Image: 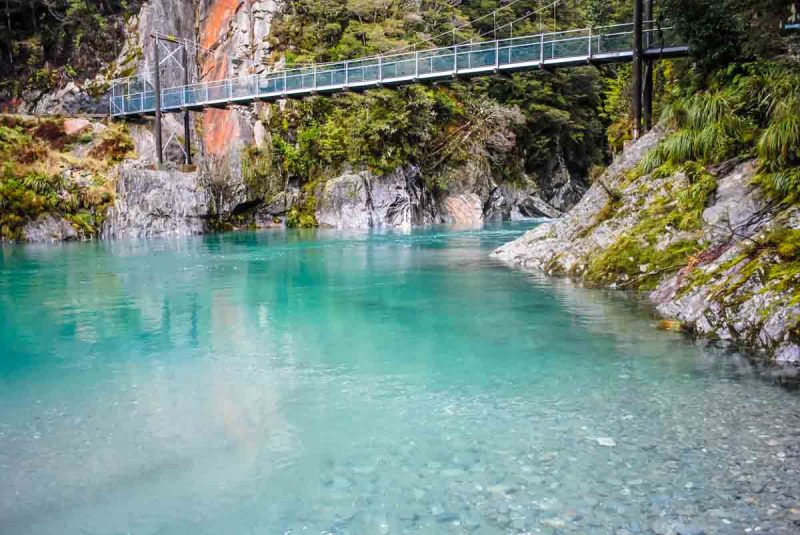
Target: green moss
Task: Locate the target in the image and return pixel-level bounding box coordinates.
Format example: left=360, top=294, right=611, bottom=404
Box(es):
left=671, top=162, right=717, bottom=230
left=759, top=228, right=800, bottom=311
left=678, top=227, right=800, bottom=328
left=585, top=231, right=700, bottom=290
left=241, top=145, right=282, bottom=200
left=582, top=164, right=716, bottom=290
left=766, top=228, right=800, bottom=260
left=576, top=197, right=619, bottom=239
left=286, top=181, right=319, bottom=229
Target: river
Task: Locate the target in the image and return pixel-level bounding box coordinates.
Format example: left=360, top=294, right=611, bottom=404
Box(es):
left=1, top=222, right=799, bottom=534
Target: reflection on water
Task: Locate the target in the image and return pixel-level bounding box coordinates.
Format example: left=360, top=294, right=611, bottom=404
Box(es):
left=1, top=223, right=799, bottom=534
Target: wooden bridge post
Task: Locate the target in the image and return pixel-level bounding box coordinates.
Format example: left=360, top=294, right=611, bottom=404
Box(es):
left=153, top=35, right=164, bottom=167
left=631, top=0, right=643, bottom=140
left=642, top=0, right=654, bottom=132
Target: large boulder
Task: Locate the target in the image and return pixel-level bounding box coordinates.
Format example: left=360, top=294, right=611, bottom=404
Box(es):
left=316, top=166, right=443, bottom=229
left=23, top=215, right=79, bottom=243
left=102, top=166, right=210, bottom=239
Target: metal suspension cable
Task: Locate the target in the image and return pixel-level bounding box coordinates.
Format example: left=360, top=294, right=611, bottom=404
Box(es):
left=117, top=0, right=577, bottom=84
left=263, top=0, right=563, bottom=70
left=378, top=0, right=542, bottom=56
left=152, top=33, right=215, bottom=56
left=460, top=5, right=552, bottom=45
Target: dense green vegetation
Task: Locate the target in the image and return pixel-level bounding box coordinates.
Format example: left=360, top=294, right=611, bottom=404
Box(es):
left=566, top=0, right=800, bottom=291
left=0, top=116, right=128, bottom=240
left=0, top=1, right=141, bottom=99
left=2, top=0, right=798, bottom=244
left=257, top=0, right=798, bottom=228
left=251, top=0, right=613, bottom=224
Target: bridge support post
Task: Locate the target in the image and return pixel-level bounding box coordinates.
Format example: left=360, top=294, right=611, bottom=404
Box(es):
left=642, top=0, right=654, bottom=132
left=631, top=0, right=643, bottom=140
left=153, top=35, right=164, bottom=167
left=182, top=42, right=192, bottom=166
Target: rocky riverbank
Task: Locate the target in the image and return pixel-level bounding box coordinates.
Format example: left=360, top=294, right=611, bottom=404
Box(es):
left=494, top=130, right=800, bottom=368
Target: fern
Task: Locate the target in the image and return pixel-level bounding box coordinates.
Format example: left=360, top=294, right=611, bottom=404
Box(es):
left=22, top=173, right=58, bottom=195
left=661, top=129, right=697, bottom=163
left=686, top=92, right=732, bottom=130
left=757, top=114, right=800, bottom=168
left=755, top=168, right=800, bottom=200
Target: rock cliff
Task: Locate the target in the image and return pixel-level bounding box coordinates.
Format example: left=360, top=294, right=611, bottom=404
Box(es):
left=9, top=0, right=595, bottom=241
left=102, top=166, right=210, bottom=239
left=494, top=131, right=800, bottom=367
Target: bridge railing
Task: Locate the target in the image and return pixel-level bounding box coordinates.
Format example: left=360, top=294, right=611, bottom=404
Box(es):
left=109, top=23, right=682, bottom=116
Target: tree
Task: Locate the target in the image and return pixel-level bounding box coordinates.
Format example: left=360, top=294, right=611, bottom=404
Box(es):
left=661, top=0, right=793, bottom=71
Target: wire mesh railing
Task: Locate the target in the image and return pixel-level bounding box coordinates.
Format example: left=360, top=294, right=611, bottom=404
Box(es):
left=109, top=23, right=684, bottom=116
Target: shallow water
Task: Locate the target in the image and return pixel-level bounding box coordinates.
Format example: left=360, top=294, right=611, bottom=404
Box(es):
left=1, top=223, right=799, bottom=535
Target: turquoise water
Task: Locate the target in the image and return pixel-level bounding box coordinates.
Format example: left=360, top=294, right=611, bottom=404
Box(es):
left=1, top=223, right=800, bottom=535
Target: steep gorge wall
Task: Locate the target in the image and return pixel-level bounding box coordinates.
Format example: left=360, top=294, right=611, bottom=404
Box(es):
left=18, top=0, right=592, bottom=241
left=197, top=0, right=275, bottom=158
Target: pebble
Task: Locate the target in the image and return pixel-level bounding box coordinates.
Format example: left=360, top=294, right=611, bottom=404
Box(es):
left=541, top=517, right=567, bottom=529
left=434, top=512, right=459, bottom=523
left=440, top=468, right=465, bottom=478
left=326, top=476, right=352, bottom=490
left=596, top=437, right=617, bottom=447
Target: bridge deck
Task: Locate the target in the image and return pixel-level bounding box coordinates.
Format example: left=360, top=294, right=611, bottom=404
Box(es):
left=109, top=24, right=687, bottom=117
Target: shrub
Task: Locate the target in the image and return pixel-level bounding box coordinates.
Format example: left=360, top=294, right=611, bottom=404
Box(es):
left=89, top=123, right=134, bottom=162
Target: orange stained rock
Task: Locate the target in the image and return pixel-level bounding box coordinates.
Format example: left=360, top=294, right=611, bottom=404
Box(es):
left=199, top=0, right=249, bottom=156
left=200, top=0, right=244, bottom=50
left=204, top=107, right=242, bottom=156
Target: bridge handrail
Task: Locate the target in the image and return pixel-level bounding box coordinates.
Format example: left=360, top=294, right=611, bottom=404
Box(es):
left=108, top=21, right=659, bottom=88
left=109, top=22, right=681, bottom=115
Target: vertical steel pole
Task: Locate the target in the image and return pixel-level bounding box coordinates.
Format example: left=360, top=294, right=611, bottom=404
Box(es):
left=539, top=32, right=545, bottom=66
left=642, top=0, right=654, bottom=132
left=182, top=43, right=192, bottom=166
left=153, top=36, right=163, bottom=167
left=632, top=0, right=643, bottom=140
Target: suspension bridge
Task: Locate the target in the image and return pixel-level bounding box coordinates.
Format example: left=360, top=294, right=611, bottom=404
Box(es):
left=107, top=0, right=687, bottom=165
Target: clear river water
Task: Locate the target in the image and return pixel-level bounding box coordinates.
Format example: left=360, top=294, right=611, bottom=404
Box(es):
left=1, top=223, right=799, bottom=535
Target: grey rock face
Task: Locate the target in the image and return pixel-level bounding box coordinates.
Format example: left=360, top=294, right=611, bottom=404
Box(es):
left=702, top=161, right=765, bottom=245
left=27, top=82, right=105, bottom=116
left=512, top=195, right=564, bottom=219
left=23, top=215, right=79, bottom=243
left=102, top=166, right=210, bottom=239
left=442, top=194, right=483, bottom=226
left=493, top=129, right=800, bottom=365
left=316, top=167, right=443, bottom=229
left=493, top=129, right=664, bottom=272
left=314, top=161, right=570, bottom=230
left=316, top=172, right=374, bottom=229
